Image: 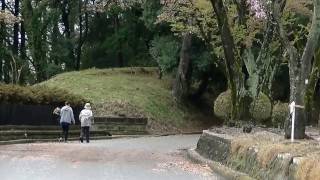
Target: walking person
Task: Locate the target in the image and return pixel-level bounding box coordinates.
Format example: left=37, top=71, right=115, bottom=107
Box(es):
left=53, top=106, right=62, bottom=141
left=53, top=106, right=61, bottom=123
left=79, top=103, right=94, bottom=143
left=60, top=101, right=75, bottom=142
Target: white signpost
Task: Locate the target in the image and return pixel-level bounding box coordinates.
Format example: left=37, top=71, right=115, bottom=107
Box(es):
left=289, top=101, right=305, bottom=142
left=289, top=101, right=296, bottom=142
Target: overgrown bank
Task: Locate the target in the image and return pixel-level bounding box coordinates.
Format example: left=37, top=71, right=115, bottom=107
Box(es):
left=40, top=67, right=217, bottom=133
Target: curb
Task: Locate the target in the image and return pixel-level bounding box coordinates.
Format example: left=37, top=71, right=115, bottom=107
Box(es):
left=0, top=133, right=202, bottom=145
left=0, top=135, right=147, bottom=145
left=187, top=148, right=255, bottom=180
left=152, top=131, right=203, bottom=136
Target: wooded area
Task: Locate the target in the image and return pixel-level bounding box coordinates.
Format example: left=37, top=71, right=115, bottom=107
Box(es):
left=1, top=0, right=320, bottom=139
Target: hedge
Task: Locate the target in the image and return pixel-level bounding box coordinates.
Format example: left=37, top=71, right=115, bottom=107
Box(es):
left=0, top=84, right=87, bottom=106
left=214, top=90, right=272, bottom=124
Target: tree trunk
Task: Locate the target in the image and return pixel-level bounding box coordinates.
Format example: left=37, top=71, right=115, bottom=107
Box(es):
left=114, top=15, right=124, bottom=67
left=210, top=0, right=240, bottom=120
left=76, top=0, right=89, bottom=70
left=51, top=23, right=60, bottom=65
left=84, top=0, right=89, bottom=39
left=76, top=0, right=83, bottom=70
left=19, top=21, right=26, bottom=84
left=233, top=0, right=247, bottom=25
left=61, top=0, right=75, bottom=70
left=278, top=0, right=320, bottom=139
left=191, top=72, right=210, bottom=99
left=1, top=0, right=9, bottom=83
left=172, top=33, right=192, bottom=103
left=22, top=0, right=47, bottom=82
left=277, top=14, right=303, bottom=139
left=305, top=48, right=320, bottom=125
left=62, top=0, right=70, bottom=38
left=300, top=0, right=320, bottom=121
left=293, top=0, right=320, bottom=138
left=13, top=0, right=19, bottom=55
left=20, top=22, right=26, bottom=60
left=0, top=0, right=5, bottom=81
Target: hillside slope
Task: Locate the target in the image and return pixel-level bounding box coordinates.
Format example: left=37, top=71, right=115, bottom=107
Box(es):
left=40, top=67, right=216, bottom=133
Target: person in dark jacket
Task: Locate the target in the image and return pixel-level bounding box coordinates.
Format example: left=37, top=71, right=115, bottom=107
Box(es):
left=53, top=107, right=61, bottom=124
left=60, top=101, right=75, bottom=142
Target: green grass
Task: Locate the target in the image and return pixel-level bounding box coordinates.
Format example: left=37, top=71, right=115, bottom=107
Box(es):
left=40, top=67, right=213, bottom=133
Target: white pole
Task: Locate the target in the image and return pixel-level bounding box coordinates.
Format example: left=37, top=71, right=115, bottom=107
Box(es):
left=290, top=101, right=295, bottom=143
left=291, top=106, right=295, bottom=142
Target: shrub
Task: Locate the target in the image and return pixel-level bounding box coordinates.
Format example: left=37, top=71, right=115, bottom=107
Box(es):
left=0, top=84, right=86, bottom=106
left=214, top=90, right=272, bottom=124
left=250, top=93, right=272, bottom=123
left=272, top=102, right=288, bottom=128
left=214, top=90, right=232, bottom=121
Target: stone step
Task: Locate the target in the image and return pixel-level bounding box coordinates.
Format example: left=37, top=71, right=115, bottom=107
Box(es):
left=0, top=117, right=148, bottom=141
left=0, top=125, right=78, bottom=131
left=0, top=129, right=107, bottom=135
left=0, top=124, right=147, bottom=131
left=0, top=129, right=147, bottom=136
left=93, top=124, right=146, bottom=132
left=94, top=117, right=148, bottom=125
left=0, top=135, right=147, bottom=145
left=0, top=129, right=147, bottom=141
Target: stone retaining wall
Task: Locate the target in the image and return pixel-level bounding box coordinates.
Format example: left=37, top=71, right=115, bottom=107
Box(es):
left=196, top=131, right=232, bottom=163
left=0, top=103, right=81, bottom=125
left=195, top=130, right=304, bottom=180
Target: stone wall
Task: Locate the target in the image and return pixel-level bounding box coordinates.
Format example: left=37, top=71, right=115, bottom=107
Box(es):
left=196, top=130, right=232, bottom=163
left=0, top=103, right=81, bottom=125
left=195, top=130, right=305, bottom=180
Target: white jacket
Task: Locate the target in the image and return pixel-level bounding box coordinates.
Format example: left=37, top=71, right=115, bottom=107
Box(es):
left=79, top=109, right=93, bottom=127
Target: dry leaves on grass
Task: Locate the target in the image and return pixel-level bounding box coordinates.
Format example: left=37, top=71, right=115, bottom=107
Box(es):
left=152, top=159, right=213, bottom=177
left=94, top=100, right=145, bottom=118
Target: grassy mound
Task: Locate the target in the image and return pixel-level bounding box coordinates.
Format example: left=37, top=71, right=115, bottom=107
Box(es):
left=40, top=67, right=215, bottom=133
left=0, top=84, right=86, bottom=106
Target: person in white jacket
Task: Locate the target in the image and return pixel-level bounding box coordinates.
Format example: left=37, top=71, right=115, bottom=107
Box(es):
left=79, top=103, right=94, bottom=143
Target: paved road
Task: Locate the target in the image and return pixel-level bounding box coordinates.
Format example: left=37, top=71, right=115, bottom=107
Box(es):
left=0, top=135, right=224, bottom=180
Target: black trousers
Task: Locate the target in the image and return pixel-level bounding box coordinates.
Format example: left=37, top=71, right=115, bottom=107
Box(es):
left=61, top=122, right=70, bottom=142
left=80, top=126, right=90, bottom=143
